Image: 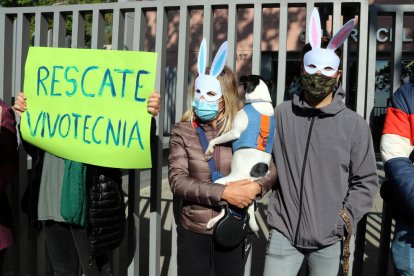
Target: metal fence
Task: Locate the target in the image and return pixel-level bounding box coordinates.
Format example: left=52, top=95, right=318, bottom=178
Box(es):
left=0, top=0, right=386, bottom=275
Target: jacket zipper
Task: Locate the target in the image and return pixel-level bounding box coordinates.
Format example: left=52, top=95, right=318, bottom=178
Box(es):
left=293, top=116, right=316, bottom=246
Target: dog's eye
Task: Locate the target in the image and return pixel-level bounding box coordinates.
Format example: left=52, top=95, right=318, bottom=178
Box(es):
left=195, top=89, right=201, bottom=94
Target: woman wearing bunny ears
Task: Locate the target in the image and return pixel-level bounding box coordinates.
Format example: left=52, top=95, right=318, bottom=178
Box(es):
left=168, top=38, right=276, bottom=276
left=264, top=8, right=379, bottom=276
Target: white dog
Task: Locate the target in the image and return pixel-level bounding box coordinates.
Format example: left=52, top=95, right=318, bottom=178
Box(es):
left=205, top=75, right=275, bottom=232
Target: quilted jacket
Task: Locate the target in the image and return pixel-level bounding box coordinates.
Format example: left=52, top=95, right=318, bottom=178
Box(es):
left=381, top=80, right=414, bottom=225
left=168, top=120, right=277, bottom=235
left=20, top=137, right=125, bottom=260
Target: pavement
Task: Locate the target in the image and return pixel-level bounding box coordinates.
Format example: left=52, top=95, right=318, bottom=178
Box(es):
left=136, top=159, right=394, bottom=276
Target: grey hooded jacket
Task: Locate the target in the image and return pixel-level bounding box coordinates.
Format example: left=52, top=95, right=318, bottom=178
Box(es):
left=267, top=87, right=379, bottom=249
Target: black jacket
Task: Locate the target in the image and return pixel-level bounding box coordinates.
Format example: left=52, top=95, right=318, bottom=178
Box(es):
left=20, top=137, right=125, bottom=260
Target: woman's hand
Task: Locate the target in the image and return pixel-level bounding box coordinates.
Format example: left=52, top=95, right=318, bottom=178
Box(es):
left=147, top=90, right=161, bottom=117
left=13, top=92, right=27, bottom=118
left=221, top=179, right=259, bottom=209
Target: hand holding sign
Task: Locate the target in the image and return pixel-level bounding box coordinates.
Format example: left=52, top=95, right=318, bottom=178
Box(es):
left=13, top=92, right=27, bottom=117
left=19, top=47, right=158, bottom=169
left=147, top=90, right=161, bottom=116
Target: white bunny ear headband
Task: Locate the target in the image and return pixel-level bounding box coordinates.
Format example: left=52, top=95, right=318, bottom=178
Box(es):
left=194, top=38, right=228, bottom=102
left=303, top=8, right=354, bottom=77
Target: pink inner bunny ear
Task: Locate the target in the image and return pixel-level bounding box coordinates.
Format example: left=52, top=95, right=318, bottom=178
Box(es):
left=328, top=19, right=355, bottom=50
left=309, top=8, right=322, bottom=49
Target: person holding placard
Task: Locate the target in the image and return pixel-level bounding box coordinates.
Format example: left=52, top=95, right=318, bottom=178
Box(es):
left=13, top=90, right=160, bottom=276
left=0, top=99, right=18, bottom=273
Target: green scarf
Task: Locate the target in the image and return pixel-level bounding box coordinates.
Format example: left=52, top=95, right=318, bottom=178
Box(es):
left=60, top=160, right=86, bottom=226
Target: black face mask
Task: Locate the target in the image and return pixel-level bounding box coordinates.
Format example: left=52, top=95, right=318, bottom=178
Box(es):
left=301, top=73, right=338, bottom=100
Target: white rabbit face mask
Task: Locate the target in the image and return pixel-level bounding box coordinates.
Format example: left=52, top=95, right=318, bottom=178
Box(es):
left=303, top=8, right=354, bottom=77
left=194, top=38, right=228, bottom=102
left=304, top=48, right=340, bottom=77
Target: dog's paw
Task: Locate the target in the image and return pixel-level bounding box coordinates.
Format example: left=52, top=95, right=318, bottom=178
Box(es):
left=205, top=144, right=215, bottom=160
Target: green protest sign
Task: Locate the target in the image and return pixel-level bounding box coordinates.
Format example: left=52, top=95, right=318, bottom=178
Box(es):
left=20, top=47, right=157, bottom=169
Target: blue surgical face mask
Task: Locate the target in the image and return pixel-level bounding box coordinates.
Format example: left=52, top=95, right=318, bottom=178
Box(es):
left=192, top=99, right=221, bottom=122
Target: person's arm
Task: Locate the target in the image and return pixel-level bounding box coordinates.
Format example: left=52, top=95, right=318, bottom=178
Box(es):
left=234, top=157, right=277, bottom=202
left=0, top=104, right=18, bottom=191
left=381, top=83, right=414, bottom=214
left=168, top=124, right=225, bottom=206
left=343, top=117, right=379, bottom=230
left=168, top=124, right=253, bottom=208
left=13, top=92, right=42, bottom=157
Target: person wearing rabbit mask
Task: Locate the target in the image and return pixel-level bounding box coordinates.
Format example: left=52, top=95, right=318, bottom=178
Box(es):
left=263, top=8, right=379, bottom=276
left=168, top=38, right=276, bottom=276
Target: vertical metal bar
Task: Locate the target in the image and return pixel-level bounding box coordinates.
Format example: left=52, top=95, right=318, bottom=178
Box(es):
left=149, top=4, right=167, bottom=276
left=171, top=200, right=178, bottom=276
left=32, top=19, right=50, bottom=276
left=132, top=7, right=145, bottom=51
left=112, top=8, right=125, bottom=50
left=72, top=11, right=86, bottom=48
left=353, top=3, right=371, bottom=273
left=251, top=3, right=262, bottom=75
left=392, top=10, right=403, bottom=93
left=203, top=4, right=213, bottom=62
left=34, top=12, right=48, bottom=47
left=123, top=9, right=134, bottom=51
left=332, top=2, right=341, bottom=34
left=175, top=5, right=189, bottom=124
left=0, top=12, right=5, bottom=100
left=112, top=8, right=127, bottom=276
left=377, top=203, right=393, bottom=276
left=365, top=6, right=378, bottom=122
left=91, top=9, right=104, bottom=49
left=53, top=11, right=66, bottom=47
left=355, top=1, right=369, bottom=117
left=127, top=169, right=141, bottom=276
left=15, top=13, right=30, bottom=101
left=170, top=7, right=189, bottom=275
left=15, top=12, right=31, bottom=276
left=0, top=13, right=14, bottom=103
left=276, top=3, right=287, bottom=105
left=227, top=3, right=237, bottom=71
left=333, top=3, right=349, bottom=93
left=129, top=7, right=146, bottom=276
left=354, top=214, right=367, bottom=275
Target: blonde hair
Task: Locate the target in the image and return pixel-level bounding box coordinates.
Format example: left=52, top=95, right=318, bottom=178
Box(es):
left=181, top=65, right=239, bottom=135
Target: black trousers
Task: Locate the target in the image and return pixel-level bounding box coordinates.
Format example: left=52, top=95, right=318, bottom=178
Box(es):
left=42, top=221, right=111, bottom=276
left=177, top=225, right=251, bottom=276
